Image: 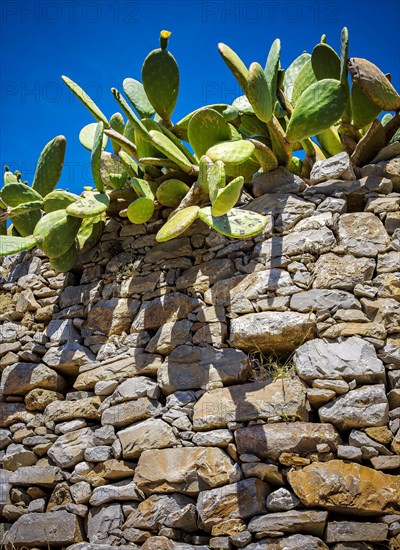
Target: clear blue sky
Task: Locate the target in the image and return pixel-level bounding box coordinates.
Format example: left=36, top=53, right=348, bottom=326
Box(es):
left=1, top=0, right=399, bottom=194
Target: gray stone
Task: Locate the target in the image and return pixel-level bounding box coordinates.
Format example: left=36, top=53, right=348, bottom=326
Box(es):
left=310, top=152, right=356, bottom=184
left=3, top=444, right=37, bottom=471
left=249, top=193, right=315, bottom=232
left=229, top=311, right=316, bottom=354
left=337, top=445, right=363, bottom=462
left=59, top=282, right=101, bottom=309
left=43, top=342, right=95, bottom=375
left=348, top=430, right=393, bottom=455
left=193, top=379, right=309, bottom=430
left=338, top=213, right=390, bottom=257
left=9, top=466, right=63, bottom=487
left=319, top=385, right=389, bottom=430
left=44, top=396, right=101, bottom=423
left=266, top=488, right=300, bottom=512
left=48, top=427, right=96, bottom=468
left=89, top=480, right=143, bottom=506
left=325, top=521, right=388, bottom=543
left=197, top=478, right=269, bottom=528
left=83, top=297, right=141, bottom=337
left=253, top=167, right=305, bottom=195
left=101, top=397, right=161, bottom=428
left=84, top=446, right=113, bottom=462
left=176, top=258, right=236, bottom=293
left=45, top=319, right=81, bottom=343
left=254, top=228, right=336, bottom=261
left=295, top=337, right=385, bottom=384
left=146, top=319, right=193, bottom=355
left=120, top=271, right=162, bottom=297
left=87, top=503, right=124, bottom=543
left=131, top=293, right=201, bottom=332
left=124, top=493, right=197, bottom=531
left=118, top=418, right=179, bottom=459
left=158, top=345, right=250, bottom=395
left=235, top=422, right=340, bottom=461
left=248, top=510, right=328, bottom=537
left=303, top=176, right=392, bottom=197
left=290, top=289, right=361, bottom=313
left=110, top=376, right=160, bottom=404
left=192, top=430, right=233, bottom=447
left=5, top=510, right=85, bottom=546
left=1, top=363, right=66, bottom=396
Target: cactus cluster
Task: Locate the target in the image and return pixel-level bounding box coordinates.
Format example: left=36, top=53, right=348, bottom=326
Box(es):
left=1, top=29, right=399, bottom=271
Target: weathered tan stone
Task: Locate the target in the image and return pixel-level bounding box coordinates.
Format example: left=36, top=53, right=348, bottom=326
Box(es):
left=321, top=321, right=387, bottom=340
left=235, top=422, right=340, bottom=461
left=197, top=478, right=269, bottom=528
left=241, top=463, right=285, bottom=486
left=1, top=363, right=66, bottom=396
left=325, top=521, right=388, bottom=543
left=74, top=352, right=162, bottom=391
left=44, top=397, right=101, bottom=423
left=101, top=397, right=160, bottom=428
left=47, top=427, right=96, bottom=469
left=193, top=378, right=308, bottom=430
left=288, top=459, right=400, bottom=515
left=312, top=254, right=375, bottom=290
left=230, top=312, right=316, bottom=354
left=134, top=447, right=241, bottom=496
left=83, top=297, right=141, bottom=336
left=9, top=466, right=63, bottom=487
left=338, top=212, right=390, bottom=257
left=5, top=510, right=85, bottom=546
left=248, top=510, right=328, bottom=537
left=119, top=418, right=179, bottom=459
left=25, top=388, right=64, bottom=411
left=158, top=345, right=250, bottom=395
left=176, top=258, right=235, bottom=292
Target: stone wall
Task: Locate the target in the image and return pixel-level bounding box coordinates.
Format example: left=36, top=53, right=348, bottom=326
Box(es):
left=1, top=149, right=400, bottom=549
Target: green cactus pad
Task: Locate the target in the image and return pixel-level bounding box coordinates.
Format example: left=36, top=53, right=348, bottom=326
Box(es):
left=218, top=43, right=248, bottom=93
left=77, top=216, right=105, bottom=253
left=249, top=139, right=278, bottom=172
left=34, top=210, right=67, bottom=245
left=156, top=206, right=200, bottom=242
left=208, top=160, right=226, bottom=205
left=340, top=27, right=349, bottom=85
left=188, top=108, right=232, bottom=158
left=351, top=83, right=382, bottom=129
left=232, top=95, right=254, bottom=115
left=311, top=43, right=340, bottom=81
left=212, top=176, right=244, bottom=216
left=199, top=207, right=267, bottom=238
left=79, top=123, right=108, bottom=151
left=288, top=156, right=303, bottom=176
left=130, top=177, right=155, bottom=200
left=109, top=113, right=125, bottom=154
left=264, top=38, right=281, bottom=98
left=149, top=130, right=194, bottom=174
left=3, top=170, right=19, bottom=185
left=9, top=201, right=43, bottom=218
left=30, top=135, right=66, bottom=197
left=286, top=79, right=347, bottom=143
left=198, top=155, right=213, bottom=192
left=91, top=122, right=105, bottom=193
left=292, top=59, right=318, bottom=105
left=156, top=179, right=189, bottom=207
left=42, top=215, right=82, bottom=258
left=62, top=76, right=109, bottom=126
left=160, top=124, right=197, bottom=164
left=99, top=151, right=129, bottom=190
left=103, top=130, right=137, bottom=160
left=142, top=45, right=179, bottom=121
left=206, top=140, right=255, bottom=167
left=247, top=63, right=273, bottom=123
left=283, top=53, right=311, bottom=104
left=43, top=190, right=80, bottom=213
left=348, top=57, right=400, bottom=111
left=1, top=183, right=43, bottom=207
left=316, top=127, right=344, bottom=156
left=127, top=197, right=155, bottom=224
left=123, top=78, right=155, bottom=119
left=174, top=104, right=230, bottom=140
left=66, top=193, right=110, bottom=218
left=49, top=242, right=78, bottom=273
left=0, top=235, right=36, bottom=257
left=111, top=88, right=150, bottom=142
left=119, top=151, right=140, bottom=178
left=239, top=114, right=268, bottom=137
left=11, top=210, right=42, bottom=238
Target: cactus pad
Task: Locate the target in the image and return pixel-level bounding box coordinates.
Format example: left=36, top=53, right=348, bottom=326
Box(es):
left=66, top=193, right=110, bottom=218
left=127, top=197, right=155, bottom=224
left=123, top=78, right=155, bottom=119
left=91, top=122, right=105, bottom=193
left=264, top=38, right=281, bottom=98
left=156, top=206, right=200, bottom=242
left=199, top=207, right=267, bottom=238
left=43, top=190, right=80, bottom=213
left=292, top=59, right=318, bottom=105
left=211, top=176, right=244, bottom=216
left=283, top=53, right=311, bottom=103
left=156, top=179, right=189, bottom=207
left=206, top=140, right=255, bottom=166
left=49, top=242, right=78, bottom=273
left=42, top=215, right=82, bottom=258
left=218, top=43, right=248, bottom=93
left=62, top=76, right=109, bottom=126
left=0, top=235, right=36, bottom=256
left=149, top=130, right=194, bottom=174
left=79, top=123, right=108, bottom=151
left=188, top=108, right=232, bottom=158
left=247, top=62, right=273, bottom=123
left=1, top=183, right=43, bottom=207
left=311, top=43, right=340, bottom=80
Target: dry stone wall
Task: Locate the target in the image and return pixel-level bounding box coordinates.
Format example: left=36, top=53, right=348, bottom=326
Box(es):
left=1, top=148, right=400, bottom=549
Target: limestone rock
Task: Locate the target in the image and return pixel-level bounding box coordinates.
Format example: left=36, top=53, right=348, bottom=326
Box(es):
left=5, top=510, right=84, bottom=546
left=310, top=152, right=356, bottom=184
left=124, top=493, right=197, bottom=531
left=325, top=521, right=388, bottom=543
left=290, top=289, right=361, bottom=312
left=89, top=480, right=143, bottom=506
left=1, top=363, right=66, bottom=396
left=321, top=321, right=387, bottom=340
left=235, top=422, right=340, bottom=461
left=303, top=176, right=392, bottom=197
left=25, top=388, right=64, bottom=411
left=312, top=254, right=375, bottom=290
left=253, top=167, right=305, bottom=195
left=110, top=376, right=160, bottom=404
left=9, top=466, right=62, bottom=487
left=197, top=478, right=269, bottom=528
left=131, top=292, right=201, bottom=332
left=120, top=271, right=162, bottom=297
left=83, top=298, right=141, bottom=336
left=249, top=193, right=315, bottom=232
left=192, top=430, right=233, bottom=447
left=246, top=535, right=329, bottom=550
left=44, top=396, right=101, bottom=423
left=101, top=397, right=161, bottom=428
left=158, top=345, right=250, bottom=394
left=193, top=378, right=308, bottom=430
left=338, top=213, right=390, bottom=257
left=59, top=282, right=101, bottom=309
left=176, top=258, right=235, bottom=293
left=45, top=319, right=81, bottom=343
left=87, top=503, right=124, bottom=543
left=319, top=385, right=389, bottom=430
left=74, top=352, right=163, bottom=391
left=288, top=459, right=400, bottom=514
left=48, top=427, right=96, bottom=469
left=146, top=320, right=193, bottom=355
left=266, top=488, right=300, bottom=512
left=248, top=510, right=328, bottom=537
left=254, top=228, right=336, bottom=260
left=295, top=337, right=385, bottom=384
left=118, top=418, right=179, bottom=459
left=42, top=342, right=96, bottom=376
left=230, top=312, right=316, bottom=354
left=134, top=447, right=241, bottom=495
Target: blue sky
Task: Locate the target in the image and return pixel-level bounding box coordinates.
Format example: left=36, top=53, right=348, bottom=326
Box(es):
left=1, top=0, right=399, bottom=194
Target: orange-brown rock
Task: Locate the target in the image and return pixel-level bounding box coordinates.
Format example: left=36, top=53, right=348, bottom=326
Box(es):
left=288, top=459, right=400, bottom=515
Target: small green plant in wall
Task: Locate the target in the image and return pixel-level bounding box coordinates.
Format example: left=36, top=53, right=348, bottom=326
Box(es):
left=1, top=28, right=399, bottom=271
